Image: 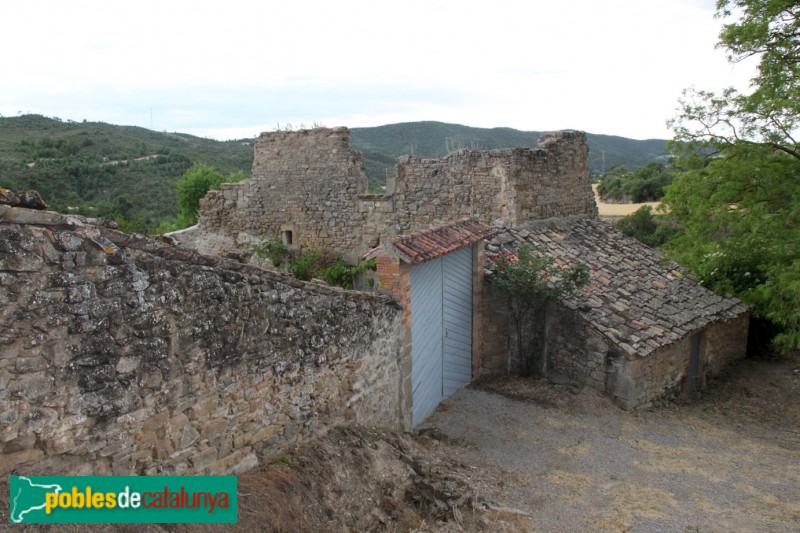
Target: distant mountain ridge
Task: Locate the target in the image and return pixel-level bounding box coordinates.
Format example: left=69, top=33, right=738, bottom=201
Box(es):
left=0, top=115, right=668, bottom=230
left=350, top=121, right=669, bottom=187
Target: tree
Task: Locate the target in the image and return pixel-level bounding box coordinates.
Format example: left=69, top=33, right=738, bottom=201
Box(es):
left=669, top=0, right=800, bottom=158
left=489, top=245, right=589, bottom=376
left=665, top=0, right=800, bottom=352
left=663, top=146, right=800, bottom=352
left=176, top=163, right=226, bottom=224
left=597, top=162, right=675, bottom=203
left=615, top=205, right=679, bottom=248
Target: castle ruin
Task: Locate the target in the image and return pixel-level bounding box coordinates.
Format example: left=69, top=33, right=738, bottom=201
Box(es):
left=173, top=126, right=749, bottom=409
left=176, top=128, right=597, bottom=259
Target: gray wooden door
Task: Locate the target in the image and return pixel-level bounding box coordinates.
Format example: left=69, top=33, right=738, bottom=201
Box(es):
left=411, top=246, right=473, bottom=425
left=411, top=256, right=444, bottom=425
left=442, top=246, right=473, bottom=396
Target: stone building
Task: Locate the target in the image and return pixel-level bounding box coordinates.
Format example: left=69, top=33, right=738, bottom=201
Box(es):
left=174, top=126, right=750, bottom=411
left=479, top=217, right=749, bottom=408
left=175, top=127, right=596, bottom=260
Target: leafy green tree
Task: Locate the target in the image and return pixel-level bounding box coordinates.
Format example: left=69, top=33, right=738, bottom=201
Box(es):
left=663, top=146, right=800, bottom=351
left=615, top=205, right=677, bottom=248
left=665, top=0, right=800, bottom=352
left=489, top=244, right=589, bottom=376
left=177, top=163, right=224, bottom=223
left=176, top=163, right=239, bottom=224
left=598, top=162, right=674, bottom=202
left=670, top=0, right=800, bottom=158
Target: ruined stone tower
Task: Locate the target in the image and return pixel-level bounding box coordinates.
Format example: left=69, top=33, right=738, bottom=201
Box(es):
left=175, top=127, right=597, bottom=258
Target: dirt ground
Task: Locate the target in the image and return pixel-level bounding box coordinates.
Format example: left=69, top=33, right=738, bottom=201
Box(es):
left=2, top=356, right=798, bottom=532
left=426, top=355, right=800, bottom=532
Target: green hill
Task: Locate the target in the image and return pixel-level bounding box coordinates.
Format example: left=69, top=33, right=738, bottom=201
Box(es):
left=0, top=116, right=668, bottom=231
left=0, top=115, right=253, bottom=231
left=350, top=121, right=669, bottom=188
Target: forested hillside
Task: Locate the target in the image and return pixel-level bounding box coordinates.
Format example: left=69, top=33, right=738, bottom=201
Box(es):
left=0, top=115, right=253, bottom=231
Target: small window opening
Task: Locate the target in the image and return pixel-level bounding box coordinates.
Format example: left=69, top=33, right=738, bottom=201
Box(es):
left=282, top=230, right=293, bottom=246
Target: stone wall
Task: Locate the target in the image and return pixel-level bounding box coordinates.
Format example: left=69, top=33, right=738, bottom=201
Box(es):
left=181, top=128, right=597, bottom=259
left=540, top=303, right=615, bottom=389
left=610, top=314, right=750, bottom=408
left=479, top=292, right=749, bottom=409
left=388, top=132, right=596, bottom=236
left=477, top=297, right=613, bottom=382
left=194, top=127, right=370, bottom=258
left=700, top=313, right=750, bottom=376
left=476, top=287, right=531, bottom=376
left=0, top=206, right=404, bottom=476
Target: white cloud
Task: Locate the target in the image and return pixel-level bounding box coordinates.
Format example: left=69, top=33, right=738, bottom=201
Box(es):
left=0, top=0, right=756, bottom=140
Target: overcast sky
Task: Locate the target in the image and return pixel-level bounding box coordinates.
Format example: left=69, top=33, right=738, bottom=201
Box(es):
left=1, top=0, right=755, bottom=141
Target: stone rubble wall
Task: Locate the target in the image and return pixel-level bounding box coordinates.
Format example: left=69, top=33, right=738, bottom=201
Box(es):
left=0, top=206, right=403, bottom=476
left=184, top=128, right=597, bottom=260
left=477, top=295, right=614, bottom=383
left=197, top=127, right=370, bottom=258
left=389, top=131, right=596, bottom=236
left=610, top=313, right=750, bottom=408
left=480, top=292, right=749, bottom=409
left=539, top=302, right=615, bottom=390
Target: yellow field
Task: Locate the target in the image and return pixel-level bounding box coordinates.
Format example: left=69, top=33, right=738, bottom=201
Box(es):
left=592, top=184, right=662, bottom=218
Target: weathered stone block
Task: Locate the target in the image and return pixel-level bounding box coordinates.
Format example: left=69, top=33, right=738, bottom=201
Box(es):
left=8, top=372, right=53, bottom=400
left=1, top=448, right=45, bottom=475
left=14, top=356, right=48, bottom=373
left=190, top=447, right=219, bottom=470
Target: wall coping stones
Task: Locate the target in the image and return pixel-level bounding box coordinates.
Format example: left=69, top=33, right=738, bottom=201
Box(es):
left=1, top=208, right=400, bottom=309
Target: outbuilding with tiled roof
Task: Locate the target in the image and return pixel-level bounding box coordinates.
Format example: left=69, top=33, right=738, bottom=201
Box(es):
left=480, top=216, right=750, bottom=409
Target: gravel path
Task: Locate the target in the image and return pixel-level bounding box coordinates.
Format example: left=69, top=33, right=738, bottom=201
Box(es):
left=419, top=361, right=800, bottom=532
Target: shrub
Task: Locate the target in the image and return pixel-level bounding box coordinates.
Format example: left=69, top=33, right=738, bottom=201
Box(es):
left=598, top=162, right=674, bottom=203
left=289, top=249, right=326, bottom=281
left=176, top=164, right=247, bottom=224
left=288, top=249, right=377, bottom=289
left=316, top=257, right=377, bottom=289
left=615, top=205, right=677, bottom=248
left=253, top=237, right=289, bottom=267
left=489, top=244, right=590, bottom=376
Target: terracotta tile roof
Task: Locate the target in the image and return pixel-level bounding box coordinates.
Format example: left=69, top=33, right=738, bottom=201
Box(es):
left=487, top=217, right=749, bottom=357
left=388, top=217, right=497, bottom=264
